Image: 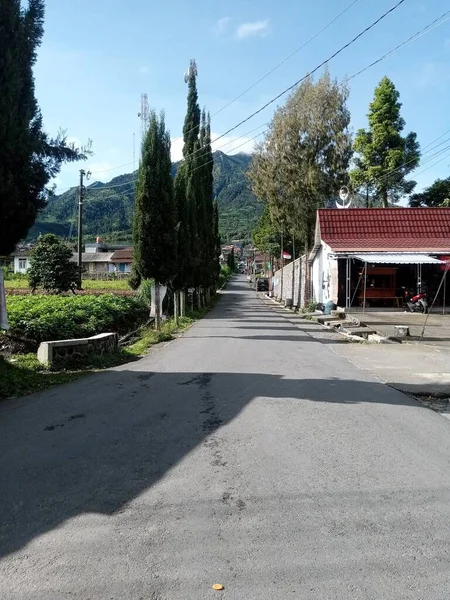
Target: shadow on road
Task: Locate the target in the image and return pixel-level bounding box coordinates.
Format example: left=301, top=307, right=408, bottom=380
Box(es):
left=0, top=367, right=426, bottom=559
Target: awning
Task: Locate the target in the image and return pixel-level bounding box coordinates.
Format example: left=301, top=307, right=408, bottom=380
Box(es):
left=350, top=253, right=444, bottom=265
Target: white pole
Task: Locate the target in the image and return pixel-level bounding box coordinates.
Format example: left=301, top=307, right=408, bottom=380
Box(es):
left=363, top=262, right=367, bottom=314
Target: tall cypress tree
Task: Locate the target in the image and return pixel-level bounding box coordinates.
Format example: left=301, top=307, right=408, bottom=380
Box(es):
left=173, top=59, right=201, bottom=291
left=132, top=110, right=176, bottom=287
left=0, top=0, right=89, bottom=255
left=201, top=112, right=217, bottom=287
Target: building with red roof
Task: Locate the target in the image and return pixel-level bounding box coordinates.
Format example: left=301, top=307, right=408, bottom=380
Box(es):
left=309, top=208, right=450, bottom=308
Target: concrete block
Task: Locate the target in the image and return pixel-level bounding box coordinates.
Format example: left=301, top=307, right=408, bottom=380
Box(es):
left=37, top=332, right=118, bottom=366
left=394, top=325, right=410, bottom=338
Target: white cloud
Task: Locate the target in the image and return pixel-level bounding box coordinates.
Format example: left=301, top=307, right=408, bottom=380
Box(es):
left=235, top=19, right=269, bottom=40
left=170, top=132, right=259, bottom=162
left=86, top=160, right=116, bottom=182
left=213, top=17, right=231, bottom=35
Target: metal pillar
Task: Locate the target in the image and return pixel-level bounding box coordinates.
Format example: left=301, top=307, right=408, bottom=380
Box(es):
left=363, top=262, right=367, bottom=314
left=417, top=264, right=422, bottom=293
left=345, top=257, right=351, bottom=309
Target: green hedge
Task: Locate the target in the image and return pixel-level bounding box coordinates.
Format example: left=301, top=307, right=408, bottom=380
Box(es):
left=5, top=295, right=147, bottom=344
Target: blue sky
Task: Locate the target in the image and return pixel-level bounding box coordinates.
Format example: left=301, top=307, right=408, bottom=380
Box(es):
left=34, top=0, right=450, bottom=195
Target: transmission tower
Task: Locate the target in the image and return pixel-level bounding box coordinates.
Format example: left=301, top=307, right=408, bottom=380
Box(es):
left=138, top=93, right=149, bottom=144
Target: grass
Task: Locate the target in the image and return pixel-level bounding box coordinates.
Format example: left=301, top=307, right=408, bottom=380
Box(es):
left=4, top=278, right=130, bottom=291
left=0, top=354, right=89, bottom=400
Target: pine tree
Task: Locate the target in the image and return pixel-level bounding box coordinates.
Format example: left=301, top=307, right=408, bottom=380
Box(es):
left=132, top=110, right=176, bottom=325
left=0, top=0, right=89, bottom=255
left=350, top=77, right=420, bottom=208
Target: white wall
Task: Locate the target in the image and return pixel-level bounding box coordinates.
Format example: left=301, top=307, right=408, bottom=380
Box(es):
left=14, top=256, right=30, bottom=274
left=273, top=256, right=307, bottom=307
left=311, top=243, right=339, bottom=305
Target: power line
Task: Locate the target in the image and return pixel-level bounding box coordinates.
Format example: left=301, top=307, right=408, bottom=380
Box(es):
left=348, top=9, right=450, bottom=80
left=90, top=160, right=136, bottom=175
left=180, top=0, right=406, bottom=164
left=171, top=0, right=363, bottom=146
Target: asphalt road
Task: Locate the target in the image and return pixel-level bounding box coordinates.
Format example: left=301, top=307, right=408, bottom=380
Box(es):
left=1, top=276, right=450, bottom=599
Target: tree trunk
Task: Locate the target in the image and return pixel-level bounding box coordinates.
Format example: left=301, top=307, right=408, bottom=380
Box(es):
left=154, top=283, right=161, bottom=331
left=174, top=290, right=179, bottom=326
left=197, top=287, right=202, bottom=309
left=180, top=290, right=186, bottom=317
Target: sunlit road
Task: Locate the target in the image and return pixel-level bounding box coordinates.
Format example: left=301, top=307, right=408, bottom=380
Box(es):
left=1, top=276, right=450, bottom=599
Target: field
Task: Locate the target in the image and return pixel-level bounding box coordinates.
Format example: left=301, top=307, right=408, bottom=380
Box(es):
left=4, top=278, right=130, bottom=291
left=4, top=295, right=147, bottom=347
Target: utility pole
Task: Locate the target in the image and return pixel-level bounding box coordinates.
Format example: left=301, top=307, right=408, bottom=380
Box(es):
left=77, top=169, right=86, bottom=290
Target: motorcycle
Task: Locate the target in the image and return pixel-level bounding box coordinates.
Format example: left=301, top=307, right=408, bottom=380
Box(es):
left=402, top=287, right=428, bottom=313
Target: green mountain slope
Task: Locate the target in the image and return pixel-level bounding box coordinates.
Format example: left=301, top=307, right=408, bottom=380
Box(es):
left=29, top=151, right=262, bottom=243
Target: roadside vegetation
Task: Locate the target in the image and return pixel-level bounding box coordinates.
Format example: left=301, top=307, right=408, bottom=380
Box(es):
left=0, top=266, right=233, bottom=400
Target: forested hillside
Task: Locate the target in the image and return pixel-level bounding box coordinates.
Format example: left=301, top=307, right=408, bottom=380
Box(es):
left=29, top=151, right=262, bottom=243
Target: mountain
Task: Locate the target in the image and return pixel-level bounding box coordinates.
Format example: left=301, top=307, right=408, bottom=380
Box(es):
left=28, top=151, right=262, bottom=244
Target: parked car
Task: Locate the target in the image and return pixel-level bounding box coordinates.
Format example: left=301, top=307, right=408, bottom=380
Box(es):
left=256, top=277, right=269, bottom=292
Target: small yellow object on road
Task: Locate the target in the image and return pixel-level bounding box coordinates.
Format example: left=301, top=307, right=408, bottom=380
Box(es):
left=212, top=583, right=224, bottom=590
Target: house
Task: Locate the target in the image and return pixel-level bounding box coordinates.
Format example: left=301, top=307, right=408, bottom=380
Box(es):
left=110, top=248, right=133, bottom=273
left=309, top=208, right=450, bottom=309
left=12, top=248, right=33, bottom=274
left=70, top=253, right=115, bottom=274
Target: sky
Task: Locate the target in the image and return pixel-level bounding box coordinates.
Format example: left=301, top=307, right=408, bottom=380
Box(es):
left=33, top=0, right=450, bottom=196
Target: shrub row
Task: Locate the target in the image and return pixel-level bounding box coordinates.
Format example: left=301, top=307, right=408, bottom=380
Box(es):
left=5, top=295, right=147, bottom=344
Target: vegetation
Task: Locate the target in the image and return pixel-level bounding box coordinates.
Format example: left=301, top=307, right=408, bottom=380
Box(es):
left=0, top=0, right=90, bottom=256
left=29, top=152, right=259, bottom=245
left=252, top=205, right=280, bottom=257
left=409, top=177, right=450, bottom=207
left=248, top=71, right=352, bottom=250
left=173, top=60, right=219, bottom=295
left=4, top=278, right=130, bottom=291
left=350, top=77, right=420, bottom=207
left=131, top=110, right=176, bottom=327
left=5, top=295, right=146, bottom=345
left=28, top=234, right=79, bottom=293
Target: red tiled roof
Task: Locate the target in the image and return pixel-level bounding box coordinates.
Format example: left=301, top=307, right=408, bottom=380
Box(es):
left=110, top=248, right=133, bottom=262
left=317, top=208, right=450, bottom=252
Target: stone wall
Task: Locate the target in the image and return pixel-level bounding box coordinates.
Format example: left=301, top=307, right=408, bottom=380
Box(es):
left=273, top=256, right=308, bottom=308
left=37, top=333, right=118, bottom=367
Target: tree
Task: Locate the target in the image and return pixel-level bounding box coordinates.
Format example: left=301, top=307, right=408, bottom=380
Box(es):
left=409, top=177, right=450, bottom=207
left=28, top=234, right=78, bottom=293
left=0, top=0, right=90, bottom=256
left=132, top=111, right=176, bottom=326
left=252, top=204, right=280, bottom=257
left=248, top=70, right=352, bottom=250
left=350, top=77, right=420, bottom=208
left=227, top=249, right=236, bottom=272
left=173, top=60, right=219, bottom=303
left=173, top=60, right=201, bottom=293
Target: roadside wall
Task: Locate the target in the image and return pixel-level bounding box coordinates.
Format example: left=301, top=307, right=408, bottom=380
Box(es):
left=273, top=255, right=308, bottom=308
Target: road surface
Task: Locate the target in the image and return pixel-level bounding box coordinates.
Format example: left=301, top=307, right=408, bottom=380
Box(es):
left=1, top=276, right=450, bottom=599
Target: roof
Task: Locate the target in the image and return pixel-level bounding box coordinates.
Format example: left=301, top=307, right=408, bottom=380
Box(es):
left=315, top=208, right=450, bottom=253
left=349, top=253, right=444, bottom=265
left=110, top=248, right=133, bottom=262
left=70, top=253, right=114, bottom=263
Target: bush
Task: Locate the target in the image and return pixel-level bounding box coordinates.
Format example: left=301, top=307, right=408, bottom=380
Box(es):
left=28, top=234, right=79, bottom=293
left=5, top=295, right=147, bottom=344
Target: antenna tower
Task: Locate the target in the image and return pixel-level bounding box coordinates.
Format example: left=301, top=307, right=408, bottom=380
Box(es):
left=138, top=93, right=149, bottom=143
